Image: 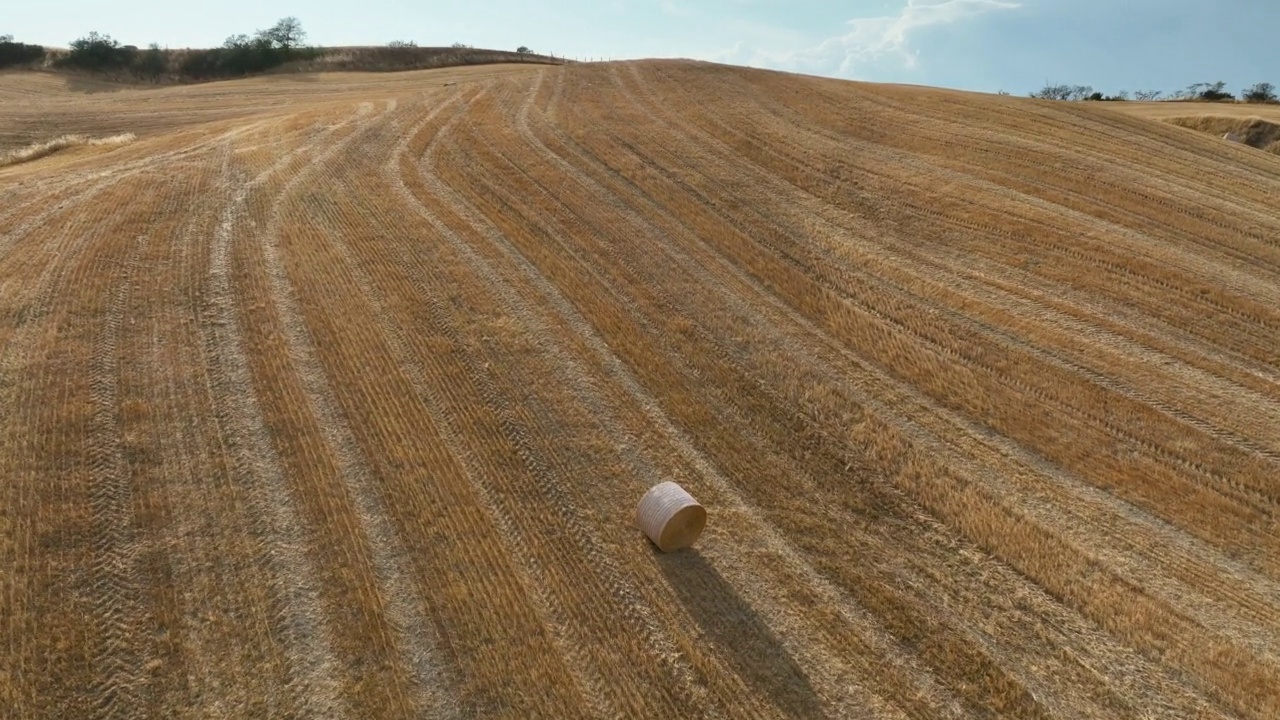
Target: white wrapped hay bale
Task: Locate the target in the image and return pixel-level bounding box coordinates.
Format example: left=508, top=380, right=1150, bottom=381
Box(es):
left=635, top=481, right=706, bottom=552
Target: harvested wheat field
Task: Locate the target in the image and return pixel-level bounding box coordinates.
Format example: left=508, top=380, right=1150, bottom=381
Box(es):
left=1101, top=102, right=1280, bottom=154
left=1105, top=100, right=1280, bottom=121
left=2, top=59, right=1279, bottom=719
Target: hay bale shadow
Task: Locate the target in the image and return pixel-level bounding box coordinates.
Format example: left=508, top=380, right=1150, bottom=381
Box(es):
left=656, top=548, right=827, bottom=718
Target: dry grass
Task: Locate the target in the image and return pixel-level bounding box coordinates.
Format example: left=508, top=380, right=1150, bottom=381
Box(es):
left=0, top=132, right=134, bottom=167
left=1, top=60, right=1278, bottom=719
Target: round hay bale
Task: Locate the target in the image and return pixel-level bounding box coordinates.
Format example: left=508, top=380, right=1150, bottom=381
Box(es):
left=635, top=481, right=706, bottom=552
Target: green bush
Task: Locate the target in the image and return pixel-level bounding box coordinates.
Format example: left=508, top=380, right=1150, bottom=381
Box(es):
left=133, top=43, right=168, bottom=80
left=1243, top=82, right=1278, bottom=104
left=0, top=35, right=46, bottom=68
left=63, top=31, right=131, bottom=70
left=257, top=17, right=306, bottom=52
left=180, top=36, right=284, bottom=79
left=1183, top=82, right=1233, bottom=102
left=1031, top=84, right=1094, bottom=101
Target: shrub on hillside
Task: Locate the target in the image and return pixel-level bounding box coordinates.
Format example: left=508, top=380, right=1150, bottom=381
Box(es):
left=1243, top=82, right=1278, bottom=104
left=1183, top=81, right=1233, bottom=102
left=0, top=35, right=46, bottom=68
left=133, top=43, right=168, bottom=81
left=1031, top=84, right=1094, bottom=101
left=180, top=35, right=285, bottom=79
left=257, top=17, right=306, bottom=52
left=62, top=31, right=132, bottom=70
left=178, top=20, right=320, bottom=80
left=292, top=45, right=563, bottom=73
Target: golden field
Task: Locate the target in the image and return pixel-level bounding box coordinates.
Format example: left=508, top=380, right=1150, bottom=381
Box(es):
left=1103, top=99, right=1280, bottom=120
left=2, top=61, right=1279, bottom=719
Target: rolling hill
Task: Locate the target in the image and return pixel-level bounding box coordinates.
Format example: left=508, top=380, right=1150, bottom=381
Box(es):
left=2, top=60, right=1278, bottom=719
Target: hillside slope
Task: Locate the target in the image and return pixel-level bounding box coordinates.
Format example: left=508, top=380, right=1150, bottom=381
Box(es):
left=2, top=60, right=1279, bottom=719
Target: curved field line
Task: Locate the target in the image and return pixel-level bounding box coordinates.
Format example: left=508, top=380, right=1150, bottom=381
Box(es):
left=626, top=65, right=1280, bottom=524
left=136, top=137, right=287, bottom=714
left=573, top=63, right=1269, bottom=712
left=0, top=120, right=276, bottom=261
left=655, top=66, right=1280, bottom=350
left=511, top=70, right=976, bottom=719
left=773, top=83, right=1280, bottom=271
left=389, top=80, right=677, bottom=719
left=200, top=107, right=363, bottom=720
left=479, top=75, right=915, bottom=716
left=614, top=60, right=1280, bottom=577
left=612, top=62, right=1280, bottom=604
left=6, top=59, right=1280, bottom=719
left=0, top=164, right=175, bottom=716
left=639, top=64, right=1280, bottom=369
left=255, top=97, right=459, bottom=720
left=550, top=65, right=1239, bottom=712
left=450, top=70, right=1059, bottom=712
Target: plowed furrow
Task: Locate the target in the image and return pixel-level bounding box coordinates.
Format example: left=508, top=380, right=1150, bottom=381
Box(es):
left=605, top=68, right=1277, bottom=578
left=275, top=90, right=604, bottom=718
left=0, top=120, right=275, bottom=262
left=427, top=74, right=942, bottom=717
left=0, top=167, right=170, bottom=717
left=609, top=58, right=1280, bottom=543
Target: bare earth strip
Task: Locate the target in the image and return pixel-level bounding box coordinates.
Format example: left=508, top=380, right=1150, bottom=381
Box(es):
left=2, top=61, right=1278, bottom=719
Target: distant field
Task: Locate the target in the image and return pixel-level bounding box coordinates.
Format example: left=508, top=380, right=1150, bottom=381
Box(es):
left=1093, top=101, right=1280, bottom=153
left=1102, top=99, right=1280, bottom=120
left=2, top=60, right=1279, bottom=719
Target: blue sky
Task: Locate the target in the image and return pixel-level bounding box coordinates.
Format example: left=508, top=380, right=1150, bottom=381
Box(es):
left=6, top=1, right=1278, bottom=95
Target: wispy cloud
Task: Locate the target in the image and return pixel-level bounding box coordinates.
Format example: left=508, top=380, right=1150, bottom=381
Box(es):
left=711, top=0, right=1022, bottom=78
left=658, top=0, right=691, bottom=18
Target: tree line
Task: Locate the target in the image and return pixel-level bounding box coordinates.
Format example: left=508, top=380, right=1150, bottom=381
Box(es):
left=1, top=19, right=544, bottom=81
left=1028, top=81, right=1278, bottom=104
left=0, top=18, right=312, bottom=80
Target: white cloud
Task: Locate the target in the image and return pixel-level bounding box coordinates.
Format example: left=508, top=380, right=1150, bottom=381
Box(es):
left=710, top=0, right=1022, bottom=78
